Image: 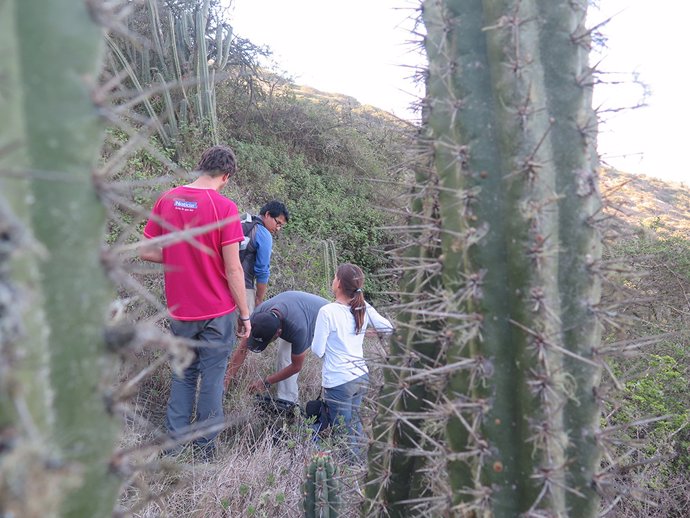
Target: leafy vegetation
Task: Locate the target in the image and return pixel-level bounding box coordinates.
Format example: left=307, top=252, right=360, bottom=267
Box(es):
left=111, top=85, right=411, bottom=303
left=599, top=218, right=690, bottom=516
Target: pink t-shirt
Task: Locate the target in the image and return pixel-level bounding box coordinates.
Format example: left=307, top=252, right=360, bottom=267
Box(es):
left=144, top=186, right=244, bottom=320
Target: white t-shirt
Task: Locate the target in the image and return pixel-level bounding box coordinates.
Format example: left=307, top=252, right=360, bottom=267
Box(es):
left=311, top=302, right=393, bottom=388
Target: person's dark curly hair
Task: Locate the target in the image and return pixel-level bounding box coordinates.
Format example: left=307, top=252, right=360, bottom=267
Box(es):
left=196, top=145, right=237, bottom=177
left=260, top=200, right=290, bottom=223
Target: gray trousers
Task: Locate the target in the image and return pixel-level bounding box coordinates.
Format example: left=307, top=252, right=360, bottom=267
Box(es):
left=166, top=312, right=236, bottom=448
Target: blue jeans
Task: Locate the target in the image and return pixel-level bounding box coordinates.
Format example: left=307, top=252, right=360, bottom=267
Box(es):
left=166, top=312, right=236, bottom=449
left=323, top=373, right=369, bottom=459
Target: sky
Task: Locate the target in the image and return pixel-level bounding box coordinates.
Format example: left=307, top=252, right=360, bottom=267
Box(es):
left=230, top=0, right=687, bottom=186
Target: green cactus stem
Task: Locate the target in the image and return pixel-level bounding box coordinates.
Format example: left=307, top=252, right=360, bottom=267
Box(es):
left=364, top=155, right=448, bottom=514
left=195, top=7, right=212, bottom=120
left=179, top=98, right=190, bottom=128
left=0, top=0, right=54, bottom=441
left=303, top=452, right=341, bottom=518
left=536, top=1, right=603, bottom=514
left=178, top=10, right=194, bottom=59
left=1, top=0, right=122, bottom=516
left=107, top=0, right=221, bottom=146
left=106, top=33, right=170, bottom=146
left=156, top=72, right=179, bottom=139
left=367, top=1, right=603, bottom=516
left=146, top=0, right=170, bottom=78
left=218, top=23, right=234, bottom=69
left=169, top=9, right=189, bottom=107
left=141, top=46, right=152, bottom=85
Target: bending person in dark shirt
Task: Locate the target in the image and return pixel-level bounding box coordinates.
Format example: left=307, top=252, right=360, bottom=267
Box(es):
left=225, top=291, right=327, bottom=403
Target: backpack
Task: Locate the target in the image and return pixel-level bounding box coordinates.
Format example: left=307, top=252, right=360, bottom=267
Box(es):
left=305, top=395, right=330, bottom=433
left=254, top=394, right=300, bottom=417
left=238, top=213, right=263, bottom=263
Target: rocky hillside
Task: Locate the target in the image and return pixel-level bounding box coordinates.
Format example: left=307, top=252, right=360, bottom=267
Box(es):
left=600, top=168, right=690, bottom=237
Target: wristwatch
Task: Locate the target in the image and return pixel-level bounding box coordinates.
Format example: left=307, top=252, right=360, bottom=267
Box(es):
left=263, top=379, right=272, bottom=390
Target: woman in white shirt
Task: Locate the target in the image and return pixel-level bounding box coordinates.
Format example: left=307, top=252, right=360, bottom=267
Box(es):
left=311, top=263, right=393, bottom=458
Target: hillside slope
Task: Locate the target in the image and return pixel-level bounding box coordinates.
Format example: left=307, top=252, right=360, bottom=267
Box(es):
left=601, top=168, right=689, bottom=237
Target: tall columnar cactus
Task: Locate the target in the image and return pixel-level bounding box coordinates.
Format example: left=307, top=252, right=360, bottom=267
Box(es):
left=195, top=5, right=213, bottom=124
left=303, top=452, right=341, bottom=518
left=367, top=1, right=603, bottom=516
left=106, top=33, right=170, bottom=145
left=365, top=146, right=448, bottom=512
left=0, top=0, right=120, bottom=516
left=146, top=0, right=171, bottom=78
left=107, top=0, right=230, bottom=146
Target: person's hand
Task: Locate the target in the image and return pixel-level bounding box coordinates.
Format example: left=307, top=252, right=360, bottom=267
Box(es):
left=248, top=378, right=268, bottom=393
left=237, top=316, right=251, bottom=338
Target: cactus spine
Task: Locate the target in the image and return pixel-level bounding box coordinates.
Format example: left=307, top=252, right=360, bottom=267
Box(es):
left=1, top=0, right=120, bottom=516
left=303, top=452, right=341, bottom=518
left=367, top=1, right=603, bottom=516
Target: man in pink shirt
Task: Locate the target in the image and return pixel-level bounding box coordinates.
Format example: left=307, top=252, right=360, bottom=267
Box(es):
left=141, top=145, right=251, bottom=459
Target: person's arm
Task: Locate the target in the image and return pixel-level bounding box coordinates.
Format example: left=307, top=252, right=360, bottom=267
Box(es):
left=224, top=336, right=248, bottom=391
left=140, top=242, right=163, bottom=263
left=222, top=242, right=251, bottom=338
left=254, top=282, right=268, bottom=307
left=310, top=308, right=330, bottom=358
left=252, top=227, right=272, bottom=303
left=248, top=351, right=307, bottom=392
left=141, top=214, right=163, bottom=263
left=365, top=304, right=394, bottom=336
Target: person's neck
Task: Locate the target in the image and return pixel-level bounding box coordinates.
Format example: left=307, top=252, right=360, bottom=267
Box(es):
left=334, top=292, right=350, bottom=306
left=186, top=173, right=224, bottom=191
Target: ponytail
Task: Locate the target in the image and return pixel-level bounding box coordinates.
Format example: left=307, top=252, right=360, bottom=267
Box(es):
left=336, top=263, right=366, bottom=333
left=350, top=288, right=365, bottom=334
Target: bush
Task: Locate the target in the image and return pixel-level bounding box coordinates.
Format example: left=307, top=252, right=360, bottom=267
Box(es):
left=601, top=224, right=690, bottom=515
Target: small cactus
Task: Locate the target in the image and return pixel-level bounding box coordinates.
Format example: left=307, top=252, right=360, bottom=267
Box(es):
left=302, top=452, right=340, bottom=518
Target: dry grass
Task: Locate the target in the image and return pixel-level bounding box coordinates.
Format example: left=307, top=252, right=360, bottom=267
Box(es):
left=115, top=338, right=386, bottom=517
left=600, top=167, right=690, bottom=239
